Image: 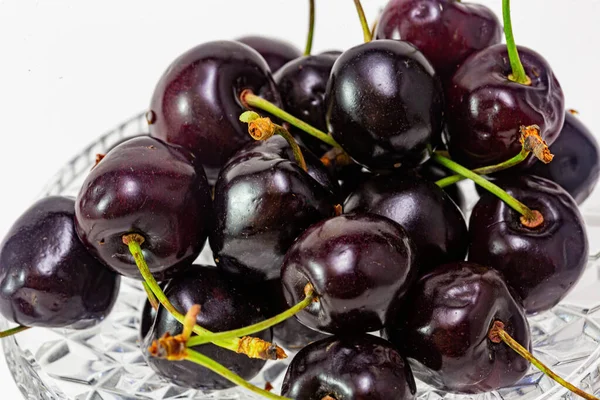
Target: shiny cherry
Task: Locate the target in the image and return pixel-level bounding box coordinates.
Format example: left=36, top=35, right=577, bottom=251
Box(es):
left=281, top=213, right=417, bottom=334
left=375, top=0, right=501, bottom=77
left=274, top=54, right=338, bottom=156
left=282, top=334, right=416, bottom=400
left=149, top=40, right=280, bottom=182
left=326, top=40, right=444, bottom=170
left=210, top=135, right=336, bottom=282
left=0, top=196, right=120, bottom=329
left=344, top=171, right=468, bottom=272
left=237, top=35, right=302, bottom=73
left=141, top=267, right=269, bottom=390
left=445, top=44, right=565, bottom=169
left=385, top=262, right=531, bottom=393
left=468, top=175, right=588, bottom=314
left=417, top=159, right=468, bottom=212
left=526, top=111, right=600, bottom=204
left=75, top=136, right=212, bottom=281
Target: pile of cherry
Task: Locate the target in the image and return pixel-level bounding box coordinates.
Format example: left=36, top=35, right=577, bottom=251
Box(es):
left=1, top=0, right=600, bottom=399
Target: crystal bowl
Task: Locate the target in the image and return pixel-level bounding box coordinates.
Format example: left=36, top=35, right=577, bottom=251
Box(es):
left=2, top=113, right=600, bottom=400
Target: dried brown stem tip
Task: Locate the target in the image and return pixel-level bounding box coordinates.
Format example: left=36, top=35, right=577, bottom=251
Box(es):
left=122, top=233, right=145, bottom=246
left=488, top=320, right=505, bottom=343
left=93, top=153, right=105, bottom=169
left=304, top=282, right=318, bottom=302
left=320, top=147, right=353, bottom=169
left=248, top=117, right=276, bottom=141
left=148, top=332, right=188, bottom=361
left=520, top=209, right=544, bottom=229
left=519, top=124, right=554, bottom=164
left=334, top=204, right=343, bottom=216
left=264, top=382, right=274, bottom=392
left=236, top=336, right=287, bottom=360
left=567, top=108, right=579, bottom=115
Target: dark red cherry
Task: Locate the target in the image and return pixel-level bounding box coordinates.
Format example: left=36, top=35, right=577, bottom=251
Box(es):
left=445, top=44, right=565, bottom=169
left=141, top=267, right=269, bottom=390
left=281, top=213, right=418, bottom=334
left=0, top=196, right=120, bottom=329
left=375, top=0, right=501, bottom=77
left=281, top=334, right=416, bottom=400
left=210, top=135, right=336, bottom=282
left=526, top=111, right=600, bottom=204
left=326, top=40, right=444, bottom=170
left=468, top=175, right=588, bottom=314
left=255, top=279, right=329, bottom=350
left=344, top=171, right=468, bottom=272
left=274, top=54, right=338, bottom=156
left=75, top=136, right=213, bottom=281
left=149, top=40, right=280, bottom=183
left=417, top=159, right=468, bottom=212
left=237, top=35, right=302, bottom=73
left=384, top=262, right=531, bottom=393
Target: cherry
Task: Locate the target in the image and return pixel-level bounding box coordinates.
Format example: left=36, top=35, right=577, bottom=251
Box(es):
left=384, top=262, right=531, bottom=393
left=274, top=53, right=338, bottom=156
left=281, top=334, right=417, bottom=400
left=326, top=40, right=444, bottom=170
left=237, top=36, right=302, bottom=73
left=468, top=175, right=588, bottom=314
left=0, top=196, right=120, bottom=329
left=210, top=135, right=336, bottom=282
left=526, top=111, right=600, bottom=204
left=75, top=136, right=212, bottom=281
left=375, top=0, right=501, bottom=78
left=344, top=171, right=468, bottom=272
left=141, top=267, right=270, bottom=390
left=417, top=159, right=468, bottom=212
left=148, top=40, right=281, bottom=183
left=281, top=213, right=417, bottom=334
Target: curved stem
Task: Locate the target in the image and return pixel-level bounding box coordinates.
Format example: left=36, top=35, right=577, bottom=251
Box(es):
left=185, top=349, right=290, bottom=400
left=277, top=126, right=308, bottom=171
left=187, top=284, right=316, bottom=347
left=241, top=90, right=341, bottom=149
left=354, top=0, right=372, bottom=42
left=431, top=153, right=542, bottom=226
left=502, top=0, right=531, bottom=85
left=0, top=325, right=30, bottom=339
left=142, top=282, right=159, bottom=310
left=489, top=322, right=599, bottom=400
left=304, top=0, right=315, bottom=56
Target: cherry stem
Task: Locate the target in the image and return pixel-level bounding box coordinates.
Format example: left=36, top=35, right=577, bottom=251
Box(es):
left=353, top=0, right=372, bottom=42
left=187, top=283, right=316, bottom=347
left=240, top=111, right=308, bottom=172
left=431, top=153, right=543, bottom=227
left=304, top=0, right=315, bottom=56
left=123, top=234, right=286, bottom=360
left=436, top=125, right=552, bottom=188
left=241, top=90, right=341, bottom=149
left=502, top=0, right=531, bottom=85
left=185, top=349, right=290, bottom=399
left=0, top=325, right=30, bottom=339
left=142, top=282, right=159, bottom=310
left=489, top=321, right=599, bottom=400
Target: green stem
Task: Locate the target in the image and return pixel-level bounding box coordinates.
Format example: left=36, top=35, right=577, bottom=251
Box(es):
left=304, top=0, right=315, bottom=56
left=502, top=0, right=530, bottom=85
left=436, top=148, right=528, bottom=188
left=354, top=0, right=372, bottom=42
left=0, top=325, right=30, bottom=338
left=431, top=153, right=537, bottom=221
left=241, top=90, right=341, bottom=149
left=187, top=286, right=315, bottom=347
left=275, top=126, right=308, bottom=171
left=142, top=282, right=159, bottom=310
left=186, top=349, right=290, bottom=399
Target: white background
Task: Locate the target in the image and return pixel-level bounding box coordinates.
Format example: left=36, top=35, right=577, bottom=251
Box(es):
left=0, top=0, right=599, bottom=397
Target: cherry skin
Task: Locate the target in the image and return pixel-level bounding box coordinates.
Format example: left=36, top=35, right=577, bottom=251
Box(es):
left=210, top=135, right=336, bottom=282
left=148, top=40, right=280, bottom=183
left=274, top=54, right=339, bottom=156
left=281, top=213, right=418, bottom=334
left=417, top=159, right=468, bottom=212
left=326, top=40, right=444, bottom=170
left=375, top=0, right=502, bottom=78
left=526, top=111, right=600, bottom=204
left=468, top=175, right=588, bottom=314
left=0, top=196, right=120, bottom=329
left=75, top=136, right=213, bottom=281
left=237, top=35, right=302, bottom=73
left=384, top=262, right=531, bottom=393
left=141, top=267, right=269, bottom=390
left=281, top=334, right=417, bottom=400
left=445, top=44, right=565, bottom=169
left=344, top=171, right=468, bottom=272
